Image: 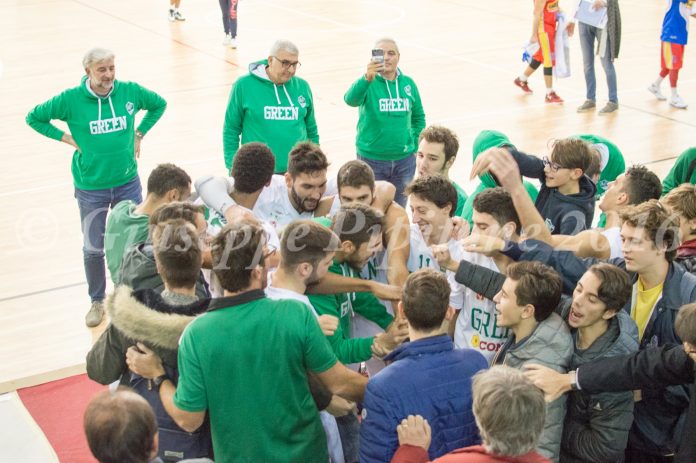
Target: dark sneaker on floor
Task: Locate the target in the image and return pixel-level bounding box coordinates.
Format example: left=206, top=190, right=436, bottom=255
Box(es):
left=85, top=301, right=104, bottom=328
left=577, top=100, right=596, bottom=112
left=599, top=102, right=619, bottom=114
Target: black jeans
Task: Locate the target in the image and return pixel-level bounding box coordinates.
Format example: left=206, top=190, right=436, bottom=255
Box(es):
left=218, top=0, right=238, bottom=36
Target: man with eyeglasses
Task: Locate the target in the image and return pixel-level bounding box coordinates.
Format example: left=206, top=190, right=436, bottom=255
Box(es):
left=223, top=39, right=319, bottom=173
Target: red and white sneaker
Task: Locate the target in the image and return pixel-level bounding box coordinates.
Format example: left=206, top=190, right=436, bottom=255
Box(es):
left=545, top=91, right=564, bottom=104
left=514, top=77, right=533, bottom=94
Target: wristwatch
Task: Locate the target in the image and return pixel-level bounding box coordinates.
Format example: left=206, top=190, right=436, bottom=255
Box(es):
left=135, top=130, right=144, bottom=139
left=569, top=370, right=580, bottom=391
left=149, top=374, right=169, bottom=391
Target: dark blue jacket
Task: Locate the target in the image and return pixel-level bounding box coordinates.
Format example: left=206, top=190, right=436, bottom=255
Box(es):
left=503, top=239, right=696, bottom=456
left=359, top=334, right=487, bottom=463
left=509, top=148, right=596, bottom=235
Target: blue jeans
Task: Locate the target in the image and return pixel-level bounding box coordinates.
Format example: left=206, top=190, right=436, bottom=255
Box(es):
left=357, top=154, right=416, bottom=207
left=336, top=413, right=360, bottom=463
left=74, top=176, right=142, bottom=302
left=579, top=22, right=618, bottom=103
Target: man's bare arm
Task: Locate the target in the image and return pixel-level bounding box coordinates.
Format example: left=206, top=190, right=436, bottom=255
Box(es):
left=383, top=203, right=410, bottom=287
left=307, top=271, right=401, bottom=301
left=316, top=362, right=368, bottom=403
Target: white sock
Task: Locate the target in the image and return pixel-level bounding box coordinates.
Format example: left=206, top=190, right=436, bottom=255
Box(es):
left=519, top=74, right=528, bottom=82
left=672, top=87, right=679, bottom=97
left=546, top=88, right=554, bottom=95
left=654, top=77, right=664, bottom=87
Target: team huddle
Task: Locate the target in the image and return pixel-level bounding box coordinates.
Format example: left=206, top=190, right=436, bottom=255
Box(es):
left=23, top=12, right=696, bottom=463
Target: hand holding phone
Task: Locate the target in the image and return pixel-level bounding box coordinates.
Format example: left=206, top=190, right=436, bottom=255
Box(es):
left=366, top=48, right=385, bottom=81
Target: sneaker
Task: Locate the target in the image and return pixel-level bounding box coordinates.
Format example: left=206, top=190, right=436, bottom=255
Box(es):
left=670, top=94, right=688, bottom=109
left=648, top=83, right=667, bottom=101
left=576, top=100, right=596, bottom=112
left=229, top=37, right=238, bottom=49
left=85, top=301, right=105, bottom=328
left=173, top=10, right=186, bottom=21
left=599, top=101, right=619, bottom=114
left=545, top=91, right=564, bottom=104
left=514, top=77, right=533, bottom=94
left=168, top=8, right=175, bottom=22
left=222, top=33, right=232, bottom=46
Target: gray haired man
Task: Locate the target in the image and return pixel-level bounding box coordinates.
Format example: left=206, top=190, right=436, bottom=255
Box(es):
left=223, top=39, right=320, bottom=173
left=26, top=47, right=167, bottom=327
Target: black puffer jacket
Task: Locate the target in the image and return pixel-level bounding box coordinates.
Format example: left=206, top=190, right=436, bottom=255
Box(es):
left=560, top=310, right=639, bottom=463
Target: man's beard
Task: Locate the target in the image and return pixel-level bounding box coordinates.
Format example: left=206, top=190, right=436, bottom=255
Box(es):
left=291, top=187, right=319, bottom=213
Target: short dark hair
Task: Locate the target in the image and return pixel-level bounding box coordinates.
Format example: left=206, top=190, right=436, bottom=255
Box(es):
left=211, top=221, right=266, bottom=292
left=152, top=219, right=202, bottom=288
left=418, top=125, right=460, bottom=164
left=336, top=160, right=375, bottom=192
left=146, top=163, right=191, bottom=198
left=402, top=268, right=451, bottom=331
left=586, top=263, right=632, bottom=312
left=473, top=187, right=521, bottom=233
left=620, top=200, right=680, bottom=262
left=331, top=204, right=384, bottom=248
left=507, top=262, right=562, bottom=322
left=675, top=302, right=696, bottom=345
left=148, top=202, right=205, bottom=227
left=405, top=175, right=458, bottom=217
left=550, top=138, right=593, bottom=173
left=287, top=142, right=329, bottom=178
left=623, top=165, right=662, bottom=205
left=84, top=389, right=156, bottom=463
left=281, top=220, right=340, bottom=270
left=231, top=142, right=275, bottom=193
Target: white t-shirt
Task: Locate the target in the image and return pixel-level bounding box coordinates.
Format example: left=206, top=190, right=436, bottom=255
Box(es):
left=200, top=198, right=280, bottom=297
left=406, top=224, right=465, bottom=310
left=601, top=226, right=623, bottom=259
left=453, top=252, right=510, bottom=364
left=253, top=175, right=315, bottom=230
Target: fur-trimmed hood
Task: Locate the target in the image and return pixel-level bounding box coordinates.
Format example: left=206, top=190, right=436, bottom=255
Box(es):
left=106, top=286, right=210, bottom=351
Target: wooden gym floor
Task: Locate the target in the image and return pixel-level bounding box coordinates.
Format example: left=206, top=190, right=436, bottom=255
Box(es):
left=0, top=0, right=693, bottom=391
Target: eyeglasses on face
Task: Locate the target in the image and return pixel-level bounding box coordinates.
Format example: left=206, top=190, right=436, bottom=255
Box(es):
left=272, top=56, right=301, bottom=70
left=542, top=156, right=567, bottom=173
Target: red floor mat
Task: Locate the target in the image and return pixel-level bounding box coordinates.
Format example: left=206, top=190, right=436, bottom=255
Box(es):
left=17, top=374, right=105, bottom=463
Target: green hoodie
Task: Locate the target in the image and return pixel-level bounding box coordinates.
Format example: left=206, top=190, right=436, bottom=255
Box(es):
left=223, top=60, right=319, bottom=173
left=344, top=69, right=425, bottom=160
left=662, top=147, right=696, bottom=196
left=461, top=130, right=539, bottom=223
left=575, top=134, right=625, bottom=197
left=26, top=77, right=166, bottom=190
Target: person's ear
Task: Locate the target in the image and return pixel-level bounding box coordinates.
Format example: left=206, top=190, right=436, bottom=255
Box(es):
left=502, top=222, right=516, bottom=240
left=397, top=301, right=405, bottom=320
left=151, top=432, right=159, bottom=460
left=602, top=308, right=619, bottom=320
left=616, top=191, right=628, bottom=206
left=571, top=168, right=583, bottom=180
left=444, top=305, right=455, bottom=321
left=341, top=240, right=355, bottom=254
left=298, top=262, right=312, bottom=279
left=284, top=173, right=293, bottom=189
left=521, top=304, right=536, bottom=320
left=444, top=156, right=456, bottom=171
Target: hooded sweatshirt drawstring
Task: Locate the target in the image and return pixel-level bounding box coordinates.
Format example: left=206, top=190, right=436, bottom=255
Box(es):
left=282, top=85, right=294, bottom=107
left=384, top=76, right=400, bottom=114
left=272, top=84, right=294, bottom=106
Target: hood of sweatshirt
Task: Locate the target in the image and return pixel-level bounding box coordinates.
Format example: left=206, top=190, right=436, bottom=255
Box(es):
left=547, top=174, right=597, bottom=211
left=472, top=130, right=516, bottom=188
left=106, top=286, right=210, bottom=351
left=570, top=311, right=639, bottom=368
left=248, top=59, right=299, bottom=107
left=79, top=75, right=123, bottom=123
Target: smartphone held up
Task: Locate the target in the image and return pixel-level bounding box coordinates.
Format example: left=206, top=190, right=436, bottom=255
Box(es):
left=371, top=48, right=385, bottom=71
